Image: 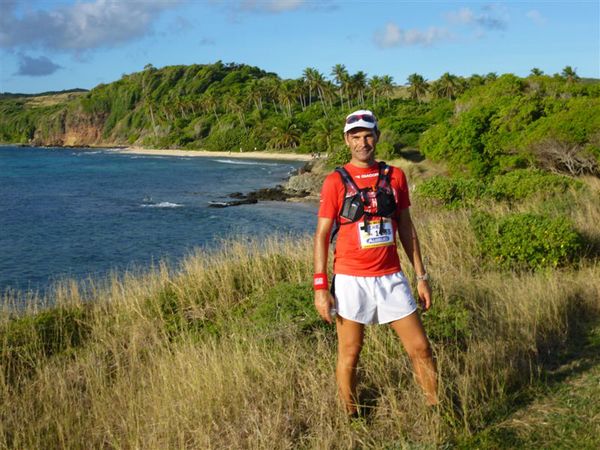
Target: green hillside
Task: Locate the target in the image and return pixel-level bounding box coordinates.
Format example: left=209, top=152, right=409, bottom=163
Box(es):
left=1, top=62, right=598, bottom=177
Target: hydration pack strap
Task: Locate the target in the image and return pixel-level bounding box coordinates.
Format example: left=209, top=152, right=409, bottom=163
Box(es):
left=335, top=166, right=360, bottom=195
left=377, top=161, right=391, bottom=189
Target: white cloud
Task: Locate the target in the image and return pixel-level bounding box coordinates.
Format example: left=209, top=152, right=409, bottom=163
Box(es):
left=262, top=0, right=306, bottom=12
left=445, top=5, right=508, bottom=30
left=220, top=0, right=335, bottom=14
left=0, top=0, right=181, bottom=52
left=446, top=7, right=475, bottom=25
left=374, top=23, right=451, bottom=48
left=15, top=54, right=62, bottom=76
left=526, top=10, right=547, bottom=25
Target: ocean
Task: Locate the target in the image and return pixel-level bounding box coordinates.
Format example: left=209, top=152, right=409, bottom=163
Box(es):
left=0, top=146, right=317, bottom=294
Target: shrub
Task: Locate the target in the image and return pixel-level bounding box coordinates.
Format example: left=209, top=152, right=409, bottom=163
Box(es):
left=415, top=175, right=486, bottom=207
left=470, top=211, right=583, bottom=270
left=416, top=170, right=582, bottom=208
left=488, top=168, right=582, bottom=201
left=326, top=144, right=351, bottom=167
left=248, top=282, right=328, bottom=335
left=1, top=306, right=92, bottom=381
left=421, top=296, right=472, bottom=348
left=375, top=141, right=397, bottom=160
left=531, top=139, right=600, bottom=176
left=202, top=126, right=249, bottom=151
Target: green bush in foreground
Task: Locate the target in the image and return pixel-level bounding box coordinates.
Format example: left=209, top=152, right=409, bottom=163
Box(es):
left=416, top=169, right=582, bottom=208
left=415, top=175, right=486, bottom=208
left=487, top=168, right=582, bottom=201
left=470, top=211, right=583, bottom=270
left=0, top=305, right=91, bottom=381
left=248, top=282, right=328, bottom=335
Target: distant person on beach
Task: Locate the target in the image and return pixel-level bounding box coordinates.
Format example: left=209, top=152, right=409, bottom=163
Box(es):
left=313, top=109, right=438, bottom=416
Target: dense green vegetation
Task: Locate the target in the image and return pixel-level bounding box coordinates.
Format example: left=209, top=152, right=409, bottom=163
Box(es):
left=420, top=74, right=600, bottom=176
left=415, top=168, right=582, bottom=208
left=470, top=211, right=583, bottom=270
left=1, top=62, right=598, bottom=178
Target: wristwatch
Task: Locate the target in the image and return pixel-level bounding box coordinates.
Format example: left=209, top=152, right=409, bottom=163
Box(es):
left=416, top=272, right=429, bottom=281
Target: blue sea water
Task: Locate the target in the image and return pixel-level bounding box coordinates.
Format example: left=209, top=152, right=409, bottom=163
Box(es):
left=0, top=146, right=317, bottom=294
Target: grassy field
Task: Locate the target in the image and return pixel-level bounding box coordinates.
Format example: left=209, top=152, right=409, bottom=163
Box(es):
left=24, top=91, right=87, bottom=108
left=1, top=175, right=599, bottom=448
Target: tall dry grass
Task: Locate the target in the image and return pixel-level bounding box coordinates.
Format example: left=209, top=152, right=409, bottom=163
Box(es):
left=1, top=181, right=599, bottom=448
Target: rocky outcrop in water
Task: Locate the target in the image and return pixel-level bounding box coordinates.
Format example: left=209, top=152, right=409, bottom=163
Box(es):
left=207, top=161, right=326, bottom=207
left=208, top=185, right=309, bottom=208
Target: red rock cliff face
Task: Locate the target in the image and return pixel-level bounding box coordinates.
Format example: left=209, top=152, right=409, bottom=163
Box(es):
left=30, top=110, right=111, bottom=147
left=63, top=114, right=104, bottom=146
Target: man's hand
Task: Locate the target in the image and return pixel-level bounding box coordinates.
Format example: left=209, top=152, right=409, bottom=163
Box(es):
left=417, top=280, right=432, bottom=311
left=314, top=289, right=335, bottom=323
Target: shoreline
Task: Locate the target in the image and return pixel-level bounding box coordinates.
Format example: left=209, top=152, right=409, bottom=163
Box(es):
left=1, top=144, right=314, bottom=162
left=119, top=147, right=313, bottom=162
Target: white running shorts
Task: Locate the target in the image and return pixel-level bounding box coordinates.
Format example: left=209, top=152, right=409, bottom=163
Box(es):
left=333, top=272, right=417, bottom=325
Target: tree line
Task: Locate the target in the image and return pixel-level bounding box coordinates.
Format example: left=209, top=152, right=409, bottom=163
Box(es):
left=0, top=61, right=597, bottom=177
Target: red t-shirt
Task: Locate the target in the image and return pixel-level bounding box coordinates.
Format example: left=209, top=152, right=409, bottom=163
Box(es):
left=318, top=162, right=411, bottom=276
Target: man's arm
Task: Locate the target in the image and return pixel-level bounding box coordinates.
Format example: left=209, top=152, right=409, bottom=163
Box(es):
left=313, top=217, right=335, bottom=323
left=396, top=208, right=432, bottom=310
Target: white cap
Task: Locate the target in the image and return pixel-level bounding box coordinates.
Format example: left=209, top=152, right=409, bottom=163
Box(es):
left=343, top=109, right=378, bottom=133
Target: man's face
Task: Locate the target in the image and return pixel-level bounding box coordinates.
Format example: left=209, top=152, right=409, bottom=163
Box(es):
left=344, top=128, right=378, bottom=166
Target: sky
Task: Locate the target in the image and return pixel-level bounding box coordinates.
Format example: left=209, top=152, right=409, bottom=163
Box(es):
left=0, top=0, right=599, bottom=94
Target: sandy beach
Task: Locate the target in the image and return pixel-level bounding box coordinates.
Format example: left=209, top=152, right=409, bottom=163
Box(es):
left=120, top=147, right=314, bottom=161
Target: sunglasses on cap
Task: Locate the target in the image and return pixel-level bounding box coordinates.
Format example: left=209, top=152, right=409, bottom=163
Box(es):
left=345, top=114, right=376, bottom=124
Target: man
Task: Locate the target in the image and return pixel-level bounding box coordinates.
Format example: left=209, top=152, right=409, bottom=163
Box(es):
left=313, top=109, right=438, bottom=416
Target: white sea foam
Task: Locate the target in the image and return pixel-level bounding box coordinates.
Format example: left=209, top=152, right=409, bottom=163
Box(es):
left=212, top=159, right=280, bottom=167
left=141, top=202, right=183, bottom=208
left=130, top=155, right=169, bottom=160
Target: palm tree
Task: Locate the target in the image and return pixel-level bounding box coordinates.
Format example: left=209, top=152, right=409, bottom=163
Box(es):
left=434, top=72, right=459, bottom=99
left=223, top=94, right=246, bottom=128
left=368, top=76, right=382, bottom=104
left=407, top=73, right=428, bottom=102
left=141, top=64, right=158, bottom=138
left=174, top=96, right=187, bottom=119
left=380, top=75, right=395, bottom=106
left=312, top=70, right=330, bottom=115
left=320, top=80, right=336, bottom=110
left=349, top=71, right=368, bottom=105
left=314, top=116, right=338, bottom=154
left=467, top=74, right=485, bottom=88
left=200, top=91, right=220, bottom=123
left=561, top=66, right=579, bottom=83
left=262, top=77, right=281, bottom=113
left=303, top=67, right=319, bottom=105
left=183, top=96, right=197, bottom=116
left=292, top=79, right=307, bottom=111
left=530, top=68, right=544, bottom=76
left=485, top=72, right=498, bottom=83
left=331, top=64, right=349, bottom=107
left=247, top=79, right=263, bottom=111
left=269, top=118, right=301, bottom=149
left=278, top=80, right=296, bottom=117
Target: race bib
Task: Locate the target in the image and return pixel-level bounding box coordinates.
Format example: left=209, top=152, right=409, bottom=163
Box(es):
left=358, top=218, right=395, bottom=249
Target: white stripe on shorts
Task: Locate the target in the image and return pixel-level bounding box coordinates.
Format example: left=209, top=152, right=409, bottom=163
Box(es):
left=333, top=272, right=417, bottom=325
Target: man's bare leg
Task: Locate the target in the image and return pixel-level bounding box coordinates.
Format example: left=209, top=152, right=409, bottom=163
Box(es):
left=390, top=312, right=438, bottom=405
left=335, top=316, right=365, bottom=414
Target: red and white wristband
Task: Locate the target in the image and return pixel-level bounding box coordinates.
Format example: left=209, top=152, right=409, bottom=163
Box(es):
left=313, top=273, right=328, bottom=291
